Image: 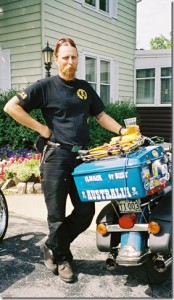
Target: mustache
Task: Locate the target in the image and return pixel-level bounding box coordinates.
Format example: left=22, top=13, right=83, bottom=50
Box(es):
left=61, top=65, right=77, bottom=80
left=64, top=65, right=76, bottom=72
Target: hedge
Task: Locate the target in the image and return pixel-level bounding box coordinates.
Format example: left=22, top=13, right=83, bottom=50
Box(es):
left=0, top=89, right=140, bottom=150
left=0, top=89, right=45, bottom=150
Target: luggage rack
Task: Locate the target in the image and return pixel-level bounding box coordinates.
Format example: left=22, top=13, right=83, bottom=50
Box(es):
left=77, top=136, right=171, bottom=162
left=77, top=136, right=145, bottom=162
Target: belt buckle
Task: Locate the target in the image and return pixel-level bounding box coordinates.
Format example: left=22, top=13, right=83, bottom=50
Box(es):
left=71, top=145, right=82, bottom=152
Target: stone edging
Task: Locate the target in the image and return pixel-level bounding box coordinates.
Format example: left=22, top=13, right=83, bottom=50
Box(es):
left=1, top=178, right=43, bottom=194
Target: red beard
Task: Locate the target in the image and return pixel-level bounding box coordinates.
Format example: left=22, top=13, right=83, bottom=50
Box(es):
left=61, top=65, right=76, bottom=81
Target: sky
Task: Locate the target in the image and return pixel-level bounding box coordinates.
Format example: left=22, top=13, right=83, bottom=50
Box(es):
left=136, top=0, right=172, bottom=50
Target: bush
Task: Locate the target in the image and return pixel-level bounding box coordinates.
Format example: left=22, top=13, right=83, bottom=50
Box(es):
left=0, top=89, right=140, bottom=150
left=0, top=89, right=45, bottom=150
left=88, top=100, right=140, bottom=148
left=6, top=159, right=40, bottom=182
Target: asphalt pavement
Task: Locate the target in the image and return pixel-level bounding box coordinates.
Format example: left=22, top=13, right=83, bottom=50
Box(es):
left=0, top=193, right=172, bottom=299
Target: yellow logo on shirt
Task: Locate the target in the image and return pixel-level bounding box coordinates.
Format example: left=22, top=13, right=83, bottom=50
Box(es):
left=18, top=91, right=27, bottom=100
left=77, top=89, right=87, bottom=100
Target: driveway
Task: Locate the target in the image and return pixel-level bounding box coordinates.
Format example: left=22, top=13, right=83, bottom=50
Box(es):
left=0, top=195, right=172, bottom=299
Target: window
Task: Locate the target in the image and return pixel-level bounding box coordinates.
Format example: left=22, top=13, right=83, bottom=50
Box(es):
left=161, top=67, right=171, bottom=104
left=99, top=0, right=109, bottom=13
left=76, top=51, right=118, bottom=103
left=85, top=55, right=110, bottom=104
left=85, top=57, right=96, bottom=90
left=100, top=60, right=110, bottom=102
left=136, top=69, right=155, bottom=104
left=85, top=0, right=95, bottom=7
left=75, top=0, right=117, bottom=18
left=85, top=0, right=109, bottom=13
left=135, top=67, right=171, bottom=106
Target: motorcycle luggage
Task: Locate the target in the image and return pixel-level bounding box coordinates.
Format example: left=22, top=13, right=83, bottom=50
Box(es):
left=149, top=189, right=172, bottom=253
left=72, top=145, right=171, bottom=202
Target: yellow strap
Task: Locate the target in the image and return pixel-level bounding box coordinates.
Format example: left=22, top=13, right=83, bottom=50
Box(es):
left=87, top=134, right=144, bottom=159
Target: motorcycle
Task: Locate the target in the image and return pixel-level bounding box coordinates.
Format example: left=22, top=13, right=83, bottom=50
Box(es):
left=72, top=135, right=172, bottom=284
left=0, top=188, right=8, bottom=242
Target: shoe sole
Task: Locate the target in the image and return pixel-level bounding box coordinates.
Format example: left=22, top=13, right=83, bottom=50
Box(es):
left=59, top=274, right=75, bottom=283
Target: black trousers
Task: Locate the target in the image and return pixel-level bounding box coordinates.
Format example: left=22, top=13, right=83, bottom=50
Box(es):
left=40, top=146, right=95, bottom=262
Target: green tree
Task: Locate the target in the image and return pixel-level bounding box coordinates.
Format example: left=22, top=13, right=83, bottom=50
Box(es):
left=150, top=34, right=171, bottom=50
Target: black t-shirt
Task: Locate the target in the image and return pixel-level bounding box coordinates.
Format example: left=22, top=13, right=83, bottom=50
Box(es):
left=17, top=75, right=105, bottom=146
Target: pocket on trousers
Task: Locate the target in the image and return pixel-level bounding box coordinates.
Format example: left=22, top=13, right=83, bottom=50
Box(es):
left=45, top=147, right=57, bottom=162
left=39, top=148, right=56, bottom=180
left=34, top=135, right=45, bottom=153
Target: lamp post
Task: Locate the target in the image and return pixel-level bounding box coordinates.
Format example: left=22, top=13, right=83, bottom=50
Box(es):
left=42, top=41, right=54, bottom=77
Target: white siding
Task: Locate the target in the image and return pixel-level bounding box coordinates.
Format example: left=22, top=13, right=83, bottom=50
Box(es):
left=135, top=49, right=171, bottom=69
left=44, top=0, right=136, bottom=100
left=0, top=0, right=137, bottom=99
left=0, top=0, right=42, bottom=88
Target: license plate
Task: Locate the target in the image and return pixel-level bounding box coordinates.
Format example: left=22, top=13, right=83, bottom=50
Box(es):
left=117, top=199, right=141, bottom=213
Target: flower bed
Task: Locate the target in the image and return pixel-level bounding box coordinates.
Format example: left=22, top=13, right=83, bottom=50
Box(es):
left=0, top=145, right=41, bottom=188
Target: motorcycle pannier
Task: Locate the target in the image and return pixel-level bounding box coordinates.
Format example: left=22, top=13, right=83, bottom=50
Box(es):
left=72, top=145, right=171, bottom=202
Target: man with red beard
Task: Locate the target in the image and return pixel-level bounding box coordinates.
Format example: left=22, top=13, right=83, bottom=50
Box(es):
left=4, top=38, right=128, bottom=283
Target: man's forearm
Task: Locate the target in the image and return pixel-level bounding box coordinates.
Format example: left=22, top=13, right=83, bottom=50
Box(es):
left=96, top=112, right=122, bottom=135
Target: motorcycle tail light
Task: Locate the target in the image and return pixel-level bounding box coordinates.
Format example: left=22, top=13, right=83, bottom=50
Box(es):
left=119, top=214, right=137, bottom=229
left=97, top=223, right=107, bottom=235
left=148, top=221, right=160, bottom=234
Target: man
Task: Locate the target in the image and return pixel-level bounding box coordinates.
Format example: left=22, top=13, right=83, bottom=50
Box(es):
left=4, top=38, right=128, bottom=283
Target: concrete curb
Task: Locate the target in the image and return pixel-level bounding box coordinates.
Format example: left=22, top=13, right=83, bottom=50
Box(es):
left=5, top=193, right=107, bottom=231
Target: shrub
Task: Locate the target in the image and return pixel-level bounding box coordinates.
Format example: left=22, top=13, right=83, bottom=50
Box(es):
left=6, top=159, right=40, bottom=182
left=0, top=147, right=41, bottom=185
left=0, top=89, right=140, bottom=150
left=0, top=89, right=45, bottom=150
left=6, top=164, right=32, bottom=182
left=88, top=100, right=140, bottom=148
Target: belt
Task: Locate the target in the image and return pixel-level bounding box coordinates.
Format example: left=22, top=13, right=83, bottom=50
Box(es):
left=46, top=141, right=85, bottom=152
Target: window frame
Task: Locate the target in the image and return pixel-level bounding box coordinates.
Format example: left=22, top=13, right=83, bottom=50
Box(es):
left=160, top=67, right=171, bottom=104
left=74, top=0, right=117, bottom=19
left=0, top=49, right=11, bottom=92
left=136, top=68, right=155, bottom=105
left=78, top=51, right=118, bottom=103
left=84, top=0, right=109, bottom=16
left=135, top=66, right=171, bottom=107
left=135, top=50, right=171, bottom=107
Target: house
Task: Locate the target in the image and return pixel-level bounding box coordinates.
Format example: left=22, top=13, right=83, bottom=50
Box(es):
left=0, top=0, right=171, bottom=142
left=135, top=49, right=172, bottom=142
left=0, top=0, right=137, bottom=105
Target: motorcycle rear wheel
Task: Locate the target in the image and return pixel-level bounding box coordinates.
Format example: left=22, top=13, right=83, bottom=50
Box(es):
left=0, top=189, right=8, bottom=242
left=145, top=253, right=172, bottom=284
